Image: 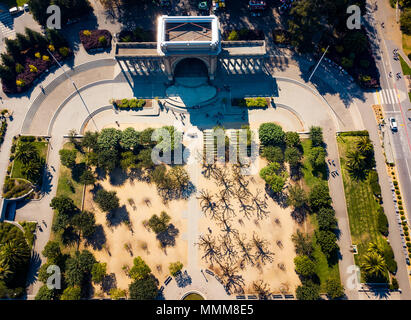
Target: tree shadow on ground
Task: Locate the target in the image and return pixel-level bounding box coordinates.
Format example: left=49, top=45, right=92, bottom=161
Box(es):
left=71, top=162, right=86, bottom=183
left=61, top=226, right=80, bottom=247
left=102, top=273, right=117, bottom=293
left=129, top=168, right=151, bottom=183
left=265, top=186, right=288, bottom=208
left=85, top=224, right=106, bottom=250
left=41, top=166, right=53, bottom=195
left=157, top=224, right=179, bottom=248
left=290, top=207, right=309, bottom=224
left=25, top=251, right=41, bottom=287
left=106, top=205, right=130, bottom=227
left=109, top=167, right=128, bottom=186
left=175, top=270, right=192, bottom=288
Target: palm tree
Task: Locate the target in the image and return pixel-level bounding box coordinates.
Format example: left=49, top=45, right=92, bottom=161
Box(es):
left=22, top=160, right=42, bottom=183
left=0, top=240, right=30, bottom=269
left=361, top=251, right=387, bottom=278
left=346, top=149, right=366, bottom=178
left=0, top=262, right=12, bottom=282
left=356, top=137, right=373, bottom=155
left=15, top=142, right=39, bottom=165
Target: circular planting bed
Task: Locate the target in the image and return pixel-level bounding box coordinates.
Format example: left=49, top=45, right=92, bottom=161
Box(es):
left=182, top=292, right=205, bottom=300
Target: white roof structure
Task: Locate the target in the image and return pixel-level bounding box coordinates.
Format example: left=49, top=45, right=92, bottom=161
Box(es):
left=157, top=15, right=221, bottom=56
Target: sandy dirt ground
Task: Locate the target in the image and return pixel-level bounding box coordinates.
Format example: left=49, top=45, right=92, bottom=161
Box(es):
left=82, top=171, right=188, bottom=297
left=197, top=160, right=301, bottom=295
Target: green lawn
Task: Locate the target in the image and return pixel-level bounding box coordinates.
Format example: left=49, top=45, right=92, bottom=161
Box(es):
left=399, top=55, right=411, bottom=76
left=337, top=136, right=386, bottom=265
left=11, top=140, right=48, bottom=182
left=55, top=143, right=85, bottom=208
left=301, top=138, right=340, bottom=290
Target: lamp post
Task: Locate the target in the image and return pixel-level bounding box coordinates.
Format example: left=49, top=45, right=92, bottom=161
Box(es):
left=47, top=49, right=98, bottom=131
left=308, top=45, right=329, bottom=82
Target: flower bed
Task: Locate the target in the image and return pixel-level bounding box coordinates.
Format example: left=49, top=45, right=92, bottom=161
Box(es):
left=0, top=29, right=71, bottom=95
left=0, top=114, right=7, bottom=147
left=223, top=28, right=264, bottom=41
left=272, top=29, right=291, bottom=46
left=232, top=97, right=268, bottom=108
left=2, top=176, right=33, bottom=200
left=112, top=98, right=148, bottom=110
left=79, top=29, right=112, bottom=52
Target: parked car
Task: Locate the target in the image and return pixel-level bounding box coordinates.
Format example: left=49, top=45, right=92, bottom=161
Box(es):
left=389, top=117, right=398, bottom=131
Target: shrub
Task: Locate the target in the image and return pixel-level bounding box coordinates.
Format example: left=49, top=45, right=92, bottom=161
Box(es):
left=83, top=30, right=92, bottom=36
left=227, top=30, right=240, bottom=40
left=390, top=277, right=399, bottom=291
left=294, top=255, right=316, bottom=277
left=16, top=79, right=25, bottom=87
left=98, top=36, right=107, bottom=46
left=94, top=188, right=119, bottom=212
left=296, top=280, right=320, bottom=300
left=383, top=243, right=397, bottom=274
left=169, top=261, right=183, bottom=276
left=377, top=207, right=389, bottom=236
left=309, top=183, right=332, bottom=211
left=35, top=52, right=41, bottom=58
left=29, top=65, right=38, bottom=73
left=148, top=211, right=170, bottom=234
left=258, top=123, right=285, bottom=147
left=262, top=146, right=284, bottom=163
left=15, top=63, right=24, bottom=73
left=59, top=149, right=77, bottom=168
left=309, top=126, right=323, bottom=147
left=48, top=44, right=55, bottom=52
left=325, top=278, right=344, bottom=299
left=42, top=55, right=50, bottom=61
left=59, top=47, right=70, bottom=57
left=316, top=230, right=338, bottom=258
left=129, top=257, right=151, bottom=280
left=129, top=276, right=158, bottom=300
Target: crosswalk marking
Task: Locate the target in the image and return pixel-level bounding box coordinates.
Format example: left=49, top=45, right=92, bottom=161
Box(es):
left=375, top=89, right=398, bottom=105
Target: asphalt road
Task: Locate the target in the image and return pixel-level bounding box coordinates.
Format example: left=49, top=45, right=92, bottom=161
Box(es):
left=365, top=0, right=411, bottom=298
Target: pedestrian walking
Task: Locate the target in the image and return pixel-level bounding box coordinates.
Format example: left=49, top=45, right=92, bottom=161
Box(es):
left=332, top=160, right=336, bottom=166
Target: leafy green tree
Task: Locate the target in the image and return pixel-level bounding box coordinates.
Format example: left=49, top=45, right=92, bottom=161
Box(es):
left=42, top=241, right=62, bottom=264
left=35, top=284, right=56, bottom=300
left=169, top=261, right=183, bottom=276
left=94, top=189, right=119, bottom=212
left=308, top=146, right=326, bottom=170
left=343, top=31, right=368, bottom=54
left=316, top=230, right=338, bottom=258
left=148, top=211, right=170, bottom=234
left=137, top=148, right=154, bottom=169
left=91, top=262, right=107, bottom=284
left=129, top=257, right=151, bottom=280
left=287, top=185, right=307, bottom=208
left=308, top=183, right=332, bottom=211
left=139, top=128, right=155, bottom=146
left=120, top=151, right=138, bottom=170
left=59, top=149, right=77, bottom=168
left=21, top=160, right=43, bottom=183
left=294, top=255, right=316, bottom=277
left=262, top=146, right=284, bottom=163
left=50, top=195, right=77, bottom=215
left=120, top=127, right=140, bottom=150
left=285, top=131, right=301, bottom=148
left=285, top=147, right=302, bottom=167
left=401, top=8, right=411, bottom=35
left=97, top=128, right=121, bottom=150
left=65, top=250, right=96, bottom=286
left=37, top=261, right=54, bottom=283
left=96, top=148, right=118, bottom=172
left=309, top=126, right=323, bottom=147
left=325, top=278, right=344, bottom=299
left=258, top=123, right=285, bottom=147
left=259, top=162, right=286, bottom=193
left=71, top=211, right=96, bottom=238
left=82, top=131, right=99, bottom=150
left=168, top=166, right=190, bottom=190
left=292, top=230, right=313, bottom=256
left=317, top=207, right=337, bottom=231
left=60, top=286, right=81, bottom=300
left=109, top=287, right=127, bottom=300
left=129, top=276, right=158, bottom=300
left=27, top=0, right=50, bottom=26
left=296, top=280, right=320, bottom=300
left=79, top=169, right=96, bottom=186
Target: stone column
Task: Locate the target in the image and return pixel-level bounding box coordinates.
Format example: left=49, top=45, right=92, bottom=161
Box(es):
left=163, top=57, right=173, bottom=81
left=209, top=56, right=217, bottom=80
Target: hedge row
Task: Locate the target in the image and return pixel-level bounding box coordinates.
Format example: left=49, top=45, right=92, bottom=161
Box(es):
left=114, top=98, right=146, bottom=110
left=338, top=131, right=369, bottom=137
left=232, top=97, right=268, bottom=108
left=0, top=119, right=7, bottom=146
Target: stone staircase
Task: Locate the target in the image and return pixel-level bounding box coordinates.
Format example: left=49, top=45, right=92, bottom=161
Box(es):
left=0, top=9, right=15, bottom=40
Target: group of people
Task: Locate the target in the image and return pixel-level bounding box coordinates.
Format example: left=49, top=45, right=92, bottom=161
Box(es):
left=327, top=158, right=339, bottom=178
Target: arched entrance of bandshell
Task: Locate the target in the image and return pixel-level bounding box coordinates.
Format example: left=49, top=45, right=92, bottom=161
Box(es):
left=174, top=58, right=209, bottom=78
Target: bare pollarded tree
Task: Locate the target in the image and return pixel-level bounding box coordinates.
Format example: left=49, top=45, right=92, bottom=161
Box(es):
left=232, top=167, right=252, bottom=197
left=252, top=232, right=274, bottom=264
left=234, top=233, right=255, bottom=267
left=197, top=189, right=217, bottom=217
left=201, top=162, right=216, bottom=179
left=251, top=190, right=269, bottom=220
left=215, top=210, right=239, bottom=239
left=197, top=234, right=221, bottom=265
left=252, top=280, right=272, bottom=300
left=217, top=191, right=235, bottom=216
left=219, top=261, right=245, bottom=294
left=237, top=196, right=254, bottom=220
left=218, top=234, right=239, bottom=263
